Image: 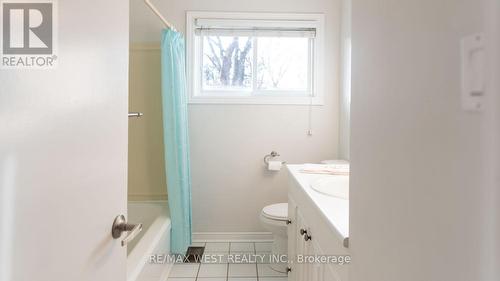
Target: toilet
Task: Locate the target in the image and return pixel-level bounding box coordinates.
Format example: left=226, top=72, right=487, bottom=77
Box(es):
left=260, top=203, right=288, bottom=273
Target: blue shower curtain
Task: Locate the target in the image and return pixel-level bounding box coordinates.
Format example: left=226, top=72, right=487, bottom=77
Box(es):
left=161, top=29, right=192, bottom=254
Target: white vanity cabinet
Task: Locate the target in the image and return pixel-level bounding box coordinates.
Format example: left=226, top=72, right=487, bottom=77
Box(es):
left=287, top=167, right=350, bottom=281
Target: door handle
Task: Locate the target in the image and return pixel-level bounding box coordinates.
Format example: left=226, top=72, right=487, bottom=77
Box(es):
left=128, top=112, right=144, bottom=118
left=112, top=215, right=143, bottom=247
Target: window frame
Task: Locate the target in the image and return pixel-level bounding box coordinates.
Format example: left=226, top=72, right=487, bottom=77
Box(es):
left=186, top=11, right=325, bottom=105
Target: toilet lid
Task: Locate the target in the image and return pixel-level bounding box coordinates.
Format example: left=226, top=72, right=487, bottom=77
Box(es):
left=262, top=203, right=288, bottom=221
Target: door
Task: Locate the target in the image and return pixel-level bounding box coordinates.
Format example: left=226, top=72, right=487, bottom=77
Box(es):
left=0, top=1, right=129, bottom=281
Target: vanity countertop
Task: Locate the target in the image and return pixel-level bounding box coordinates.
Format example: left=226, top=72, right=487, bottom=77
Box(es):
left=287, top=164, right=349, bottom=244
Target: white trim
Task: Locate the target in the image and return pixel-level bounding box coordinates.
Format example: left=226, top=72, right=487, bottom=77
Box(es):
left=186, top=11, right=325, bottom=105
left=192, top=232, right=274, bottom=242
left=188, top=11, right=325, bottom=22
left=187, top=97, right=323, bottom=105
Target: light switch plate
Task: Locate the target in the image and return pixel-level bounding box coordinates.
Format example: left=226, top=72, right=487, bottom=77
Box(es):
left=461, top=33, right=485, bottom=112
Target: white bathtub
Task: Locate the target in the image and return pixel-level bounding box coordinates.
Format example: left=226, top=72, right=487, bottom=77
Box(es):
left=127, top=201, right=171, bottom=281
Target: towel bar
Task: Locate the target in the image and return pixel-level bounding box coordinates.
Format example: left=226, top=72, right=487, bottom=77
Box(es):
left=128, top=112, right=144, bottom=118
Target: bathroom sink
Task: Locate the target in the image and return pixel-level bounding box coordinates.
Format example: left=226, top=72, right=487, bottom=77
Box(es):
left=310, top=176, right=349, bottom=199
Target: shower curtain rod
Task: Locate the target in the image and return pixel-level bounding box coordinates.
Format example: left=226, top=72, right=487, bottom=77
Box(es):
left=144, top=0, right=176, bottom=31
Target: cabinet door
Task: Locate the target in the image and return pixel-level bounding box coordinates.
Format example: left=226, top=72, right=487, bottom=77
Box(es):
left=308, top=239, right=340, bottom=281
left=287, top=197, right=298, bottom=281
left=302, top=232, right=315, bottom=281
left=294, top=210, right=308, bottom=281
left=293, top=209, right=342, bottom=281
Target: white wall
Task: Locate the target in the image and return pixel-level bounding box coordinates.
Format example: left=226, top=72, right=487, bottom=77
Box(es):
left=339, top=0, right=351, bottom=160
left=131, top=0, right=341, bottom=232
left=484, top=0, right=500, bottom=279
left=350, top=0, right=494, bottom=280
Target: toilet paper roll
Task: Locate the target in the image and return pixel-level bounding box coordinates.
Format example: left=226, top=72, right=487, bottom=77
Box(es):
left=268, top=160, right=282, bottom=171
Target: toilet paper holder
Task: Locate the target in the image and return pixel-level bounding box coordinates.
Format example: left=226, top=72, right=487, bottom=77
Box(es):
left=264, top=151, right=286, bottom=165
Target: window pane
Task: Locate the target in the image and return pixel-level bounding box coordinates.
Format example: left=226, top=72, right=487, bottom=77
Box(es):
left=256, top=37, right=309, bottom=91
left=202, top=36, right=253, bottom=91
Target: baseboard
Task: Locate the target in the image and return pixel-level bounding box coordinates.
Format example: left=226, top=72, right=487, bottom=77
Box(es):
left=193, top=232, right=274, bottom=242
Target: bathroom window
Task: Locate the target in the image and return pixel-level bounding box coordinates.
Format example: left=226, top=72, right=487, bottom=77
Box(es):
left=186, top=12, right=325, bottom=105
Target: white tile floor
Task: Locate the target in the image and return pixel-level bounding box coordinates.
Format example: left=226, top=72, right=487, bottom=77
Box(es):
left=166, top=242, right=287, bottom=281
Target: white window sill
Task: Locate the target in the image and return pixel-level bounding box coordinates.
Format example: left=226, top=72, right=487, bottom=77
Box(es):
left=187, top=96, right=324, bottom=105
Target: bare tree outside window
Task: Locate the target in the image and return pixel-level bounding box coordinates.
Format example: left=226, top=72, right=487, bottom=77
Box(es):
left=201, top=35, right=310, bottom=92
left=203, top=36, right=253, bottom=89
left=257, top=37, right=309, bottom=91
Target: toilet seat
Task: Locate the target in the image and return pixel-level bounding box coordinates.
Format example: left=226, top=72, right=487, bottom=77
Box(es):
left=262, top=203, right=288, bottom=221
